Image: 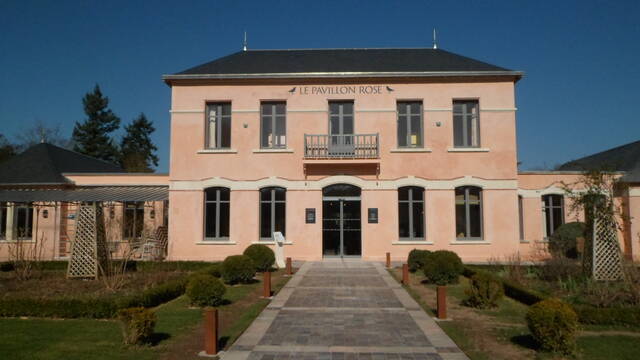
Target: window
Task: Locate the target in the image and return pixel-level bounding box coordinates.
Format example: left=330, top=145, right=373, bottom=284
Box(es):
left=205, top=102, right=231, bottom=149
left=518, top=195, right=524, bottom=241
left=397, top=101, right=423, bottom=147
left=398, top=187, right=425, bottom=240
left=14, top=203, right=34, bottom=240
left=542, top=194, right=564, bottom=238
left=261, top=102, right=286, bottom=148
left=123, top=202, right=145, bottom=240
left=260, top=187, right=286, bottom=240
left=455, top=186, right=483, bottom=240
left=453, top=100, right=480, bottom=148
left=0, top=202, right=6, bottom=240
left=204, top=187, right=230, bottom=240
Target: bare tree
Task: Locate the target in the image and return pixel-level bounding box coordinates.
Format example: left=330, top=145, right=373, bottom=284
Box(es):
left=15, top=120, right=72, bottom=150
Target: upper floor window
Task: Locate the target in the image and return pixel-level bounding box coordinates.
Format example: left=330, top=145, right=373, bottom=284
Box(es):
left=123, top=201, right=144, bottom=240
left=398, top=186, right=425, bottom=240
left=329, top=101, right=354, bottom=136
left=542, top=194, right=564, bottom=238
left=205, top=187, right=230, bottom=240
left=397, top=101, right=423, bottom=148
left=206, top=102, right=231, bottom=149
left=260, top=187, right=286, bottom=240
left=453, top=100, right=480, bottom=148
left=455, top=186, right=483, bottom=240
left=261, top=102, right=286, bottom=148
left=14, top=202, right=34, bottom=240
left=518, top=195, right=524, bottom=241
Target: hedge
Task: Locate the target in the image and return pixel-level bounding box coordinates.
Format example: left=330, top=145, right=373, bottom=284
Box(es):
left=0, top=260, right=214, bottom=273
left=463, top=266, right=640, bottom=326
left=0, top=277, right=188, bottom=319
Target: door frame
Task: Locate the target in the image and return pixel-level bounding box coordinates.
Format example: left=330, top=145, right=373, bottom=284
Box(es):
left=322, top=195, right=362, bottom=258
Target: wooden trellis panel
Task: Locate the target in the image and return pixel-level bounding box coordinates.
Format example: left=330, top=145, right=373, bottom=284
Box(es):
left=66, top=203, right=108, bottom=279
left=587, top=208, right=623, bottom=281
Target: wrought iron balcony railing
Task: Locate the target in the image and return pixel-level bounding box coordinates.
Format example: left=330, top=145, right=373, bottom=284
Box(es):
left=304, top=134, right=379, bottom=159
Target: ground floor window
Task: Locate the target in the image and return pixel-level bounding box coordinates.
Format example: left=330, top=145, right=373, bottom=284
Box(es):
left=123, top=201, right=145, bottom=240
left=398, top=186, right=425, bottom=240
left=12, top=203, right=34, bottom=240
left=542, top=194, right=564, bottom=238
left=0, top=202, right=6, bottom=240
left=518, top=195, right=524, bottom=241
left=260, top=187, right=286, bottom=240
left=455, top=186, right=483, bottom=240
left=204, top=187, right=230, bottom=240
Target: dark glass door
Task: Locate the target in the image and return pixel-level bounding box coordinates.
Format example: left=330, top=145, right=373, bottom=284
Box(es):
left=322, top=199, right=361, bottom=257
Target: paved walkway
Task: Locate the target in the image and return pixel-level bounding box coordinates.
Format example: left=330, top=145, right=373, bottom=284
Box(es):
left=222, top=260, right=468, bottom=360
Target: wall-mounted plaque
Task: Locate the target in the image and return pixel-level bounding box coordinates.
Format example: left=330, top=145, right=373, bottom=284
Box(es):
left=368, top=208, right=378, bottom=223
left=305, top=208, right=316, bottom=224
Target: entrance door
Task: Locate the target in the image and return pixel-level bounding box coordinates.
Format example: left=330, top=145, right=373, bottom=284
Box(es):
left=322, top=184, right=361, bottom=257
left=328, top=101, right=354, bottom=156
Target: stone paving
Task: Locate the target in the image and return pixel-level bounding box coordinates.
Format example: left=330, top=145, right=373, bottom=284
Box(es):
left=221, top=260, right=468, bottom=360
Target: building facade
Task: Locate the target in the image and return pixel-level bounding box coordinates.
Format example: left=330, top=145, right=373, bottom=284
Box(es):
left=162, top=48, right=640, bottom=263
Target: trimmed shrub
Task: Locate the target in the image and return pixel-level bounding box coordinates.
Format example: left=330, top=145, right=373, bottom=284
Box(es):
left=573, top=305, right=640, bottom=327
left=198, top=263, right=221, bottom=278
left=464, top=272, right=504, bottom=309
left=117, top=307, right=156, bottom=345
left=221, top=255, right=255, bottom=284
left=117, top=278, right=187, bottom=309
left=549, top=222, right=586, bottom=259
left=136, top=261, right=214, bottom=273
left=243, top=244, right=276, bottom=272
left=0, top=262, right=15, bottom=272
left=464, top=266, right=546, bottom=306
left=526, top=298, right=578, bottom=354
left=422, top=250, right=463, bottom=285
left=187, top=274, right=226, bottom=307
left=407, top=249, right=431, bottom=273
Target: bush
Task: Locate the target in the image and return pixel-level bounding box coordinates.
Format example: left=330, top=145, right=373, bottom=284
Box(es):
left=422, top=250, right=463, bottom=285
left=186, top=274, right=226, bottom=307
left=0, top=262, right=15, bottom=272
left=221, top=255, right=255, bottom=284
left=136, top=261, right=214, bottom=272
left=464, top=272, right=504, bottom=308
left=243, top=244, right=275, bottom=272
left=573, top=305, right=640, bottom=327
left=539, top=257, right=582, bottom=282
left=526, top=298, right=578, bottom=354
left=407, top=249, right=431, bottom=273
left=198, top=263, right=221, bottom=278
left=549, top=222, right=586, bottom=259
left=117, top=307, right=156, bottom=345
left=117, top=278, right=187, bottom=309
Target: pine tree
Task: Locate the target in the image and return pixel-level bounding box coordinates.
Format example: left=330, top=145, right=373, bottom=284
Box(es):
left=72, top=85, right=120, bottom=163
left=119, top=113, right=159, bottom=172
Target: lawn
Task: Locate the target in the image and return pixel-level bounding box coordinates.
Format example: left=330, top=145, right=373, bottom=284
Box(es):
left=390, top=267, right=640, bottom=360
left=0, top=269, right=290, bottom=360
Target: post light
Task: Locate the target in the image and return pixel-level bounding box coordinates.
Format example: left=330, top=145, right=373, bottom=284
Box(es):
left=200, top=308, right=219, bottom=357
left=263, top=271, right=272, bottom=298
left=150, top=209, right=155, bottom=219
left=42, top=209, right=49, bottom=219
left=109, top=205, right=115, bottom=219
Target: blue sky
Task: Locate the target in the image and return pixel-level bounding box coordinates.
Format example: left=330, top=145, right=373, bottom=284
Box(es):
left=1, top=0, right=638, bottom=172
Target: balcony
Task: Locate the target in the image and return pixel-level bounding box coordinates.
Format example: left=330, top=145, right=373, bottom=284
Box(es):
left=304, top=134, right=379, bottom=159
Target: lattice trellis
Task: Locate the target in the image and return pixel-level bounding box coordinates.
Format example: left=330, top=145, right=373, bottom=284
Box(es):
left=584, top=207, right=623, bottom=281
left=66, top=203, right=108, bottom=279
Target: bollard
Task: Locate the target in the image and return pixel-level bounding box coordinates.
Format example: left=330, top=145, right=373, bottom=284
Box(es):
left=402, top=263, right=409, bottom=285
left=263, top=271, right=272, bottom=298
left=386, top=252, right=391, bottom=268
left=286, top=257, right=292, bottom=276
left=437, top=286, right=447, bottom=319
left=203, top=308, right=218, bottom=356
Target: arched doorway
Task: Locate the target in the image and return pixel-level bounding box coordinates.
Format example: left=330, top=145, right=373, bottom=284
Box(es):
left=322, top=184, right=361, bottom=257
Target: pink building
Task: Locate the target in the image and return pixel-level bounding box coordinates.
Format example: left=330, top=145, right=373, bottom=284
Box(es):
left=163, top=48, right=640, bottom=263
left=2, top=48, right=639, bottom=263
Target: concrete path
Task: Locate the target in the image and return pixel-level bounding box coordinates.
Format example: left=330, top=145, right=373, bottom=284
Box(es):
left=222, top=260, right=468, bottom=360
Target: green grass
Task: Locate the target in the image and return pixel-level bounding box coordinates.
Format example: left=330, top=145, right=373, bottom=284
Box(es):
left=437, top=321, right=492, bottom=360
left=578, top=335, right=640, bottom=360
left=0, top=271, right=290, bottom=360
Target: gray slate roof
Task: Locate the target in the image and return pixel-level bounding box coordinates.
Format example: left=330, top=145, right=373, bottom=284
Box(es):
left=164, top=48, right=522, bottom=80
left=0, top=143, right=122, bottom=185
left=558, top=140, right=640, bottom=173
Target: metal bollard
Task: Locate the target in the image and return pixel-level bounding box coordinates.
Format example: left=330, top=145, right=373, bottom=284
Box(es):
left=386, top=252, right=391, bottom=268
left=263, top=271, right=271, bottom=298
left=402, top=263, right=409, bottom=285
left=286, top=257, right=292, bottom=276
left=437, top=286, right=447, bottom=319
left=203, top=308, right=218, bottom=356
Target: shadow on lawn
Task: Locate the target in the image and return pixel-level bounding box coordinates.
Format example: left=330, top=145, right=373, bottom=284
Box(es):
left=510, top=333, right=538, bottom=351
left=149, top=332, right=171, bottom=346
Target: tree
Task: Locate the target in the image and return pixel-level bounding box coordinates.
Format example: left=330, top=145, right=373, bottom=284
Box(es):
left=16, top=120, right=71, bottom=150
left=0, top=134, right=17, bottom=163
left=72, top=85, right=120, bottom=163
left=119, top=113, right=158, bottom=172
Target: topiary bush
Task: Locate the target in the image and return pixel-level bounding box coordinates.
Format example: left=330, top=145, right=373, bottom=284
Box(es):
left=198, top=263, right=221, bottom=278
left=526, top=298, right=578, bottom=354
left=422, top=250, right=463, bottom=285
left=464, top=272, right=504, bottom=309
left=407, top=249, right=431, bottom=273
left=221, top=255, right=256, bottom=284
left=186, top=274, right=226, bottom=307
left=243, top=244, right=276, bottom=272
left=117, top=307, right=156, bottom=345
left=549, top=222, right=586, bottom=259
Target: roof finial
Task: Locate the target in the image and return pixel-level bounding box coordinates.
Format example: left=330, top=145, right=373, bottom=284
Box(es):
left=243, top=31, right=247, bottom=51
left=432, top=28, right=438, bottom=49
